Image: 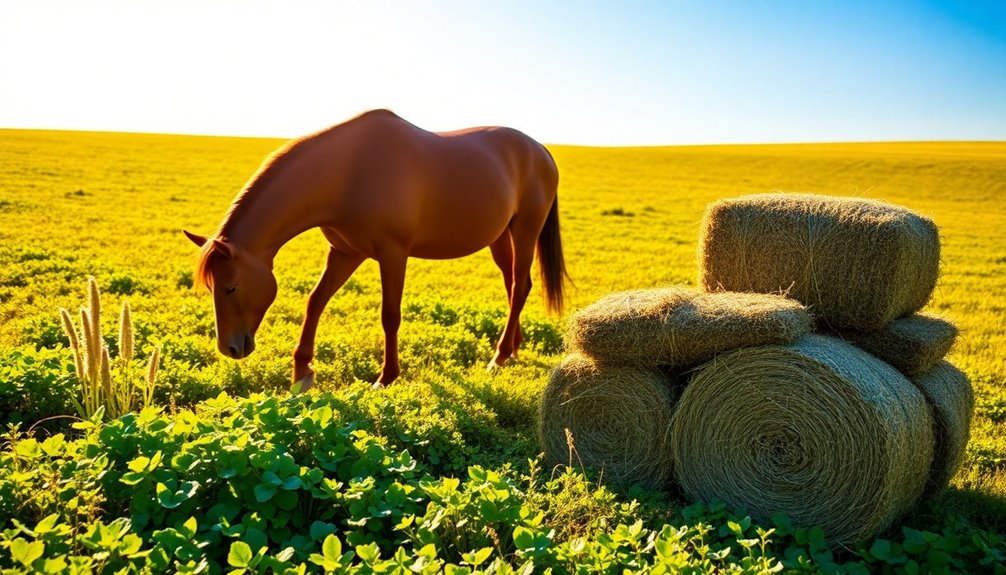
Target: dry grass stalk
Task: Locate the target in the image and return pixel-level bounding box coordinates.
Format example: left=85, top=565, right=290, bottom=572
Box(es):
left=80, top=308, right=97, bottom=385
left=699, top=193, right=940, bottom=331
left=144, top=347, right=160, bottom=408
left=567, top=286, right=811, bottom=367
left=539, top=353, right=680, bottom=490
left=836, top=313, right=958, bottom=376
left=911, top=360, right=974, bottom=498
left=60, top=308, right=84, bottom=386
left=88, top=277, right=101, bottom=361
left=670, top=334, right=934, bottom=544
left=119, top=302, right=134, bottom=363
left=59, top=276, right=159, bottom=420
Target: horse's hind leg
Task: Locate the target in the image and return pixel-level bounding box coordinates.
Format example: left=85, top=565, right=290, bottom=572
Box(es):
left=490, top=219, right=538, bottom=368
left=293, top=248, right=363, bottom=392
left=375, top=253, right=408, bottom=388
left=489, top=231, right=523, bottom=361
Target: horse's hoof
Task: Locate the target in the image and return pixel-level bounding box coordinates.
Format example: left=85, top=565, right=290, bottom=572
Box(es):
left=371, top=381, right=386, bottom=390
left=512, top=349, right=520, bottom=360
left=291, top=371, right=314, bottom=394
left=486, top=358, right=506, bottom=372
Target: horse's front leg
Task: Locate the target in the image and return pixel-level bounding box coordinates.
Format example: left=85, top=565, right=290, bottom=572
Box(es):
left=374, top=254, right=408, bottom=389
left=292, top=249, right=363, bottom=392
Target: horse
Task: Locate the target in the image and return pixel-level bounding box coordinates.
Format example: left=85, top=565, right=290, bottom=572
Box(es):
left=184, top=109, right=567, bottom=391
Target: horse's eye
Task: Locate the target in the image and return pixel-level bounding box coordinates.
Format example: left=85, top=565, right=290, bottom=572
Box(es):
left=226, top=285, right=237, bottom=295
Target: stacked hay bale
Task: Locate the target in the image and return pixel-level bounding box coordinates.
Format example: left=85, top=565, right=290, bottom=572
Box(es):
left=539, top=192, right=974, bottom=545
left=696, top=193, right=973, bottom=502
left=540, top=287, right=814, bottom=490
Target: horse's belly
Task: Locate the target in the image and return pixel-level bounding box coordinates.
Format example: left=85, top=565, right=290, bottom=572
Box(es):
left=409, top=219, right=509, bottom=259
left=407, top=182, right=514, bottom=259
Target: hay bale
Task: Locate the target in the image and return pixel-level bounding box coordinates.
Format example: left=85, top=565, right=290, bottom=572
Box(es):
left=670, top=334, right=933, bottom=544
left=567, top=287, right=812, bottom=367
left=911, top=361, right=974, bottom=498
left=837, top=314, right=958, bottom=376
left=699, top=193, right=940, bottom=331
left=539, top=353, right=679, bottom=490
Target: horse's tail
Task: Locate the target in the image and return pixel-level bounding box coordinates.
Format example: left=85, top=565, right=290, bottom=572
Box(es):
left=537, top=195, right=569, bottom=315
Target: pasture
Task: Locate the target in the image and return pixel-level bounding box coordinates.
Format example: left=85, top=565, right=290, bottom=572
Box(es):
left=1, top=130, right=1004, bottom=572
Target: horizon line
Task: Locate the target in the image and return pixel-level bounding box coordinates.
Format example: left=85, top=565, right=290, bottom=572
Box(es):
left=1, top=125, right=1004, bottom=149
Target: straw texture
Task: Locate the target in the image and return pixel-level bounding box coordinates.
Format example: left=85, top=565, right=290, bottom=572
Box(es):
left=567, top=287, right=812, bottom=367
left=838, top=314, right=958, bottom=376
left=911, top=361, right=974, bottom=497
left=539, top=353, right=680, bottom=490
left=699, top=193, right=940, bottom=331
left=671, top=334, right=934, bottom=544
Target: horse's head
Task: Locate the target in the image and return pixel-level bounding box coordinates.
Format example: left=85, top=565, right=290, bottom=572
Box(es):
left=184, top=231, right=277, bottom=359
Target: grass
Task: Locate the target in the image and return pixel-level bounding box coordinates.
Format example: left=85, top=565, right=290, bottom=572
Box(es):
left=0, top=129, right=1004, bottom=570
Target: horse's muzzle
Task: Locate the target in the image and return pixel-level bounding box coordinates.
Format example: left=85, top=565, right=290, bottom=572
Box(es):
left=226, top=333, right=255, bottom=359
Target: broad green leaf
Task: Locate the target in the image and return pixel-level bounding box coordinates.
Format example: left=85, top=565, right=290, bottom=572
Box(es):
left=261, top=470, right=282, bottom=487
left=119, top=534, right=144, bottom=556
left=34, top=514, right=59, bottom=534
left=356, top=542, right=379, bottom=563
left=128, top=455, right=152, bottom=473
left=871, top=539, right=892, bottom=561
left=155, top=482, right=176, bottom=508
left=513, top=526, right=535, bottom=550
left=727, top=520, right=744, bottom=536
left=469, top=547, right=493, bottom=567
left=180, top=516, right=198, bottom=538
left=310, top=521, right=336, bottom=540
left=254, top=483, right=277, bottom=502
left=10, top=538, right=44, bottom=566
left=322, top=534, right=343, bottom=561
left=228, top=541, right=253, bottom=568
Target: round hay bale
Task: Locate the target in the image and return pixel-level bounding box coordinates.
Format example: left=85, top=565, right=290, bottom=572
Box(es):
left=539, top=354, right=679, bottom=490
left=567, top=286, right=811, bottom=367
left=699, top=193, right=940, bottom=331
left=837, top=313, right=958, bottom=376
left=911, top=360, right=974, bottom=498
left=670, top=334, right=934, bottom=544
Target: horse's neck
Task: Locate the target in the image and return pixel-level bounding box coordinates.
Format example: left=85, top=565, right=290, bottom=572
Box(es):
left=220, top=180, right=333, bottom=262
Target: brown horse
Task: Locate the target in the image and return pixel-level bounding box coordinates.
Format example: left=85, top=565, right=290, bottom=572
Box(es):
left=184, top=109, right=567, bottom=390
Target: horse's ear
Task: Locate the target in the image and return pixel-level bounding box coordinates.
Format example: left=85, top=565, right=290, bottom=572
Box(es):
left=212, top=238, right=233, bottom=259
left=183, top=230, right=208, bottom=247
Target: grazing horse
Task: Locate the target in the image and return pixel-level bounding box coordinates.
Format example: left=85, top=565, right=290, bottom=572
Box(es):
left=184, top=109, right=567, bottom=390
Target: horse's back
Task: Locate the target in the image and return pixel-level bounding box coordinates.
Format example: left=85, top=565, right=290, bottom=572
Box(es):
left=316, top=111, right=558, bottom=259
left=348, top=110, right=555, bottom=192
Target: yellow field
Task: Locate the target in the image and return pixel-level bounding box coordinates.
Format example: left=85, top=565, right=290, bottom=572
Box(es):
left=2, top=130, right=1004, bottom=528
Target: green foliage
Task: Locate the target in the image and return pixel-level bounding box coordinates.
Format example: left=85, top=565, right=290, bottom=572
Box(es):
left=1, top=132, right=1006, bottom=572
left=106, top=272, right=148, bottom=296
left=0, top=348, right=76, bottom=432
left=2, top=393, right=1003, bottom=572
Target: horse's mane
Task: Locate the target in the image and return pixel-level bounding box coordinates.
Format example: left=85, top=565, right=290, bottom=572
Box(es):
left=195, top=127, right=339, bottom=290
left=215, top=118, right=357, bottom=236
left=195, top=240, right=229, bottom=290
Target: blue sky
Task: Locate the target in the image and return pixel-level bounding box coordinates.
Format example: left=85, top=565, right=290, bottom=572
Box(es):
left=1, top=0, right=1003, bottom=144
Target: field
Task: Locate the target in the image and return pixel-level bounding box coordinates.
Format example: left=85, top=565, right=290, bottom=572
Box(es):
left=1, top=130, right=1005, bottom=572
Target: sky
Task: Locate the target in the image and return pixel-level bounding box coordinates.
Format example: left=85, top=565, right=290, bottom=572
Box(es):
left=1, top=0, right=1004, bottom=145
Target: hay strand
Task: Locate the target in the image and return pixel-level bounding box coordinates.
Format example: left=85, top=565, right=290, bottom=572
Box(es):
left=837, top=313, right=958, bottom=376
left=671, top=334, right=934, bottom=544
left=539, top=354, right=680, bottom=490
left=699, top=193, right=940, bottom=331
left=567, top=286, right=811, bottom=367
left=911, top=360, right=974, bottom=498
